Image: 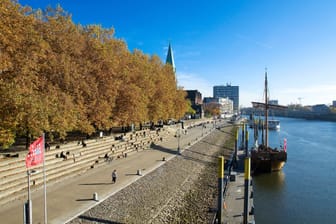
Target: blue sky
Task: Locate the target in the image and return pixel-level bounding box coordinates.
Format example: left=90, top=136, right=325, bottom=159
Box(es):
left=19, top=0, right=336, bottom=107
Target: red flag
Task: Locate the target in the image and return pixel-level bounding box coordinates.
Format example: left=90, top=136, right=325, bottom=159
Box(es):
left=26, top=136, right=44, bottom=168
left=283, top=138, right=287, bottom=152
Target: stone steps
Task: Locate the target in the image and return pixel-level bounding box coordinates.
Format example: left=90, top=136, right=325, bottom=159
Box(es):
left=0, top=128, right=173, bottom=206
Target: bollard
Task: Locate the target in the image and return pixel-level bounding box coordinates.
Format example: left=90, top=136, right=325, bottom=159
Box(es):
left=234, top=129, right=239, bottom=168
left=93, top=192, right=99, bottom=201
left=137, top=169, right=142, bottom=176
left=245, top=131, right=249, bottom=157
left=162, top=157, right=166, bottom=161
left=242, top=124, right=245, bottom=147
left=217, top=156, right=224, bottom=224
left=244, top=157, right=251, bottom=224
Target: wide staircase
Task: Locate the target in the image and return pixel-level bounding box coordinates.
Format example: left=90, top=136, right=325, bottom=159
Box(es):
left=0, top=127, right=174, bottom=206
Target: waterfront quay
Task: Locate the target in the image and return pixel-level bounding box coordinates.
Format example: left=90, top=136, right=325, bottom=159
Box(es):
left=0, top=119, right=254, bottom=223
left=222, top=149, right=255, bottom=224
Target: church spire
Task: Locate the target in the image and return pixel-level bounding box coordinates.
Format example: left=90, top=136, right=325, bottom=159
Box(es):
left=165, top=42, right=175, bottom=72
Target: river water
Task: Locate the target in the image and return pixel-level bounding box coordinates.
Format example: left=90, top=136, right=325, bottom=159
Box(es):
left=248, top=117, right=336, bottom=224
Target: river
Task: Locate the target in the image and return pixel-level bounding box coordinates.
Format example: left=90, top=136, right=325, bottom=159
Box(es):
left=249, top=117, right=336, bottom=224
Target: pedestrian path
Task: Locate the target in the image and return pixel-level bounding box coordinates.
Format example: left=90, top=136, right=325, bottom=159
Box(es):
left=0, top=122, right=217, bottom=224
left=223, top=150, right=255, bottom=224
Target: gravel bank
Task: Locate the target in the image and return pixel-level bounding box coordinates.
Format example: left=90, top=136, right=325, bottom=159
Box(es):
left=68, top=125, right=234, bottom=224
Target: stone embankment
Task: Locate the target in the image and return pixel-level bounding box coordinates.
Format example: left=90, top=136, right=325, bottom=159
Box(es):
left=69, top=125, right=234, bottom=224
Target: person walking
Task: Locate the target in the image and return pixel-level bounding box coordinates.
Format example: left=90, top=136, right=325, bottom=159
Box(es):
left=112, top=169, right=117, bottom=183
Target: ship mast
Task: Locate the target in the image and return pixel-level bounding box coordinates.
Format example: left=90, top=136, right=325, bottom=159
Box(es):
left=264, top=69, right=269, bottom=148
left=251, top=69, right=287, bottom=149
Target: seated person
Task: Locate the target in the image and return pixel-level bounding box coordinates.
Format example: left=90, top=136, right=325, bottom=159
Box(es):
left=60, top=151, right=67, bottom=160
left=104, top=153, right=113, bottom=162
left=45, top=142, right=51, bottom=151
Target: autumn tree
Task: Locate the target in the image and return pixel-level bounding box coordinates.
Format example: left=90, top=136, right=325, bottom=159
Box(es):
left=204, top=102, right=221, bottom=117
left=0, top=0, right=53, bottom=147
left=146, top=56, right=166, bottom=122
left=112, top=50, right=149, bottom=127
left=0, top=1, right=190, bottom=149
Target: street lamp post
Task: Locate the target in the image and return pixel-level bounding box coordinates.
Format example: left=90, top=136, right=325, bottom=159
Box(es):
left=25, top=170, right=32, bottom=224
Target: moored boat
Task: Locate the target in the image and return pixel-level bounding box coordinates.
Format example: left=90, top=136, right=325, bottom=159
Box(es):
left=251, top=145, right=287, bottom=172
left=268, top=119, right=280, bottom=130
left=250, top=69, right=287, bottom=173
left=249, top=118, right=280, bottom=130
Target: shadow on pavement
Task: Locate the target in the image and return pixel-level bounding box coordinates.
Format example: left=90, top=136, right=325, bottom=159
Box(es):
left=77, top=215, right=123, bottom=224
left=125, top=173, right=139, bottom=176
left=76, top=198, right=94, bottom=202
left=79, top=182, right=112, bottom=186
left=150, top=142, right=178, bottom=155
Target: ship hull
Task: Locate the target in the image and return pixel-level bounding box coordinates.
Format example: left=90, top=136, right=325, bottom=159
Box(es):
left=251, top=150, right=287, bottom=173
left=271, top=160, right=286, bottom=171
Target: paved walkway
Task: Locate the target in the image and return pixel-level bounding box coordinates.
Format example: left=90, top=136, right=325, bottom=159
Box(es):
left=0, top=121, right=218, bottom=224
left=223, top=150, right=255, bottom=224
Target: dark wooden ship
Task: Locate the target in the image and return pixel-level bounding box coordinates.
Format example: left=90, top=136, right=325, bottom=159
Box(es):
left=251, top=70, right=287, bottom=173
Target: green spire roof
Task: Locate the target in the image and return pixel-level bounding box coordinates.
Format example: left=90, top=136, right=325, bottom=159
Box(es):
left=165, top=43, right=175, bottom=72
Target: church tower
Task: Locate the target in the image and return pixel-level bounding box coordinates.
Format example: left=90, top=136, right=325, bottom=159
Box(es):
left=165, top=42, right=176, bottom=73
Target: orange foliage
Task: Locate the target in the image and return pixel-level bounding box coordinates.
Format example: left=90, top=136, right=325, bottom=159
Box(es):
left=0, top=1, right=189, bottom=148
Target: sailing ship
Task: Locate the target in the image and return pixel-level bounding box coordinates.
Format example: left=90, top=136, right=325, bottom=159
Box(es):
left=250, top=70, right=287, bottom=173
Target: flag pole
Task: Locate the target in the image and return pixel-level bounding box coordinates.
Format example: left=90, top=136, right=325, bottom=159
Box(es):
left=26, top=169, right=33, bottom=224
left=25, top=135, right=45, bottom=223
left=42, top=133, right=47, bottom=224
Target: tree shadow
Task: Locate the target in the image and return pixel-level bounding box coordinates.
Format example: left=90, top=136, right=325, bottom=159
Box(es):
left=150, top=142, right=178, bottom=155
left=77, top=215, right=124, bottom=224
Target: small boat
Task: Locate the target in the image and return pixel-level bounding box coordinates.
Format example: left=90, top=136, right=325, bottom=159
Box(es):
left=248, top=114, right=280, bottom=130
left=268, top=119, right=280, bottom=130
left=250, top=70, right=287, bottom=173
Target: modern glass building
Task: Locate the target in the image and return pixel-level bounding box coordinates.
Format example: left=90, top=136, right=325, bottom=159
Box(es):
left=213, top=84, right=239, bottom=113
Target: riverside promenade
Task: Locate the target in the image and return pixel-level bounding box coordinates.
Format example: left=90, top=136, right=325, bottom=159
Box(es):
left=223, top=149, right=255, bottom=224
left=0, top=121, right=219, bottom=224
